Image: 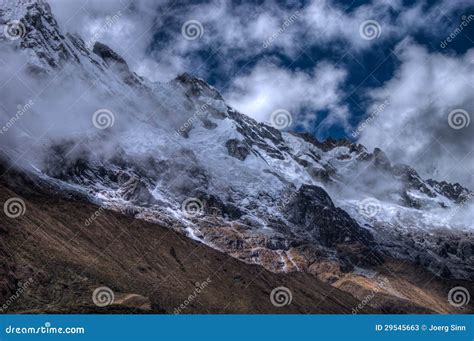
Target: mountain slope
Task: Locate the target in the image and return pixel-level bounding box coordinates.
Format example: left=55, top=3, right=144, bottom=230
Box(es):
left=2, top=166, right=472, bottom=314
left=0, top=167, right=379, bottom=314
left=0, top=0, right=472, bottom=314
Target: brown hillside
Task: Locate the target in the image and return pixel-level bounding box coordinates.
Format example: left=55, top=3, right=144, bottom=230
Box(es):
left=0, top=175, right=374, bottom=314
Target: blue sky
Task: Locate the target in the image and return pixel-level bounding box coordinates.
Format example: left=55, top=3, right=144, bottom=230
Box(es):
left=148, top=0, right=473, bottom=139
left=50, top=0, right=473, bottom=186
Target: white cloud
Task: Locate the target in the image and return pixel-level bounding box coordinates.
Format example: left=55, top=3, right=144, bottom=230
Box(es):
left=46, top=0, right=472, bottom=82
left=45, top=0, right=474, bottom=188
left=223, top=61, right=349, bottom=130
left=48, top=0, right=177, bottom=82
left=300, top=0, right=472, bottom=51
left=358, top=40, right=474, bottom=188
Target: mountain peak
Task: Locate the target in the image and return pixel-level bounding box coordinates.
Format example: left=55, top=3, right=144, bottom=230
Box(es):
left=175, top=72, right=223, bottom=101
left=92, top=41, right=127, bottom=66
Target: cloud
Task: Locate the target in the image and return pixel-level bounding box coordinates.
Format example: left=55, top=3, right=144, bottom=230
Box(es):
left=46, top=0, right=472, bottom=82
left=358, top=40, right=474, bottom=188
left=301, top=0, right=472, bottom=51
left=223, top=60, right=349, bottom=130
left=44, top=0, right=474, bottom=188
left=48, top=0, right=179, bottom=82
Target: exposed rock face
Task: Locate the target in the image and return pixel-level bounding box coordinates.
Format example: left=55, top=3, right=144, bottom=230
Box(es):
left=426, top=179, right=472, bottom=203
left=228, top=109, right=289, bottom=160
left=93, top=42, right=127, bottom=66
left=285, top=185, right=374, bottom=247
left=192, top=190, right=243, bottom=220
left=16, top=1, right=74, bottom=69
left=225, top=139, right=250, bottom=161
left=92, top=42, right=144, bottom=88
left=457, top=240, right=474, bottom=260
left=119, top=177, right=156, bottom=206
left=373, top=148, right=391, bottom=170
left=392, top=164, right=437, bottom=199
left=175, top=72, right=223, bottom=101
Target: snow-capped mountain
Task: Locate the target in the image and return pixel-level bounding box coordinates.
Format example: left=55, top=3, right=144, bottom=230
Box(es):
left=1, top=0, right=472, bottom=293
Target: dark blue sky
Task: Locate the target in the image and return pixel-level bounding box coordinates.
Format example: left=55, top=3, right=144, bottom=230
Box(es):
left=147, top=0, right=473, bottom=139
